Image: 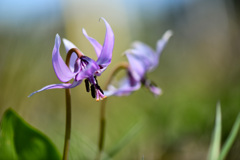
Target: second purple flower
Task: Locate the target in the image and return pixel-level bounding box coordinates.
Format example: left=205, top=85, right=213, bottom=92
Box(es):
left=104, top=30, right=172, bottom=97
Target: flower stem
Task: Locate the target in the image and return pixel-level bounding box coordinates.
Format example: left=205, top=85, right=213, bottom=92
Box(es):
left=97, top=62, right=129, bottom=159
left=66, top=48, right=84, bottom=61
left=63, top=88, right=71, bottom=160
left=62, top=49, right=83, bottom=160
left=98, top=98, right=106, bottom=156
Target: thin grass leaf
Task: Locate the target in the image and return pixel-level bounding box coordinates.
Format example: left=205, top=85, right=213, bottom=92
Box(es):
left=207, top=102, right=221, bottom=160
left=70, top=133, right=99, bottom=160
left=218, top=113, right=240, bottom=160
left=103, top=121, right=143, bottom=160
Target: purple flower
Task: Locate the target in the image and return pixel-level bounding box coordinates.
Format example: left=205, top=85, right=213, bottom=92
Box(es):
left=29, top=18, right=114, bottom=101
left=104, top=30, right=172, bottom=97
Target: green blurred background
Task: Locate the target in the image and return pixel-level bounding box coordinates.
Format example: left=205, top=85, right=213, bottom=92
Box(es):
left=1, top=0, right=240, bottom=159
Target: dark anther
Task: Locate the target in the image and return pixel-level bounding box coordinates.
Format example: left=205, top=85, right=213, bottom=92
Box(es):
left=91, top=85, right=96, bottom=98
left=94, top=76, right=98, bottom=84
left=150, top=80, right=157, bottom=87
left=85, top=79, right=90, bottom=92
left=96, top=84, right=104, bottom=94
left=141, top=78, right=157, bottom=87
left=141, top=78, right=146, bottom=85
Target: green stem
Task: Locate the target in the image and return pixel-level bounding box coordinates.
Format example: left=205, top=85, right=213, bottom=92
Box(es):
left=63, top=88, right=71, bottom=160
left=97, top=62, right=129, bottom=159
left=98, top=98, right=107, bottom=156
left=62, top=48, right=83, bottom=160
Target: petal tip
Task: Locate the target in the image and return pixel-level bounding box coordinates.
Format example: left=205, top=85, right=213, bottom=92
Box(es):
left=56, top=33, right=60, bottom=39
left=99, top=17, right=105, bottom=22
left=99, top=17, right=109, bottom=27
left=82, top=28, right=88, bottom=36
left=163, top=30, right=173, bottom=40
left=28, top=92, right=36, bottom=97
left=55, top=33, right=61, bottom=45
left=123, top=49, right=134, bottom=56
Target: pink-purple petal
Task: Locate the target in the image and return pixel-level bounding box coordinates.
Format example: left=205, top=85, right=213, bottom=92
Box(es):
left=131, top=41, right=155, bottom=60
left=156, top=30, right=173, bottom=60
left=62, top=38, right=78, bottom=53
left=104, top=77, right=141, bottom=97
left=130, top=42, right=156, bottom=71
left=96, top=18, right=114, bottom=70
left=82, top=28, right=102, bottom=57
left=125, top=53, right=146, bottom=81
left=148, top=85, right=162, bottom=96
left=28, top=80, right=82, bottom=97
left=62, top=38, right=79, bottom=72
left=52, top=34, right=76, bottom=82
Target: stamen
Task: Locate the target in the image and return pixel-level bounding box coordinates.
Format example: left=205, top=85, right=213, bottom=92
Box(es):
left=141, top=79, right=158, bottom=87
left=94, top=76, right=104, bottom=94
left=141, top=78, right=146, bottom=85
left=96, top=84, right=104, bottom=94
left=96, top=90, right=107, bottom=102
left=149, top=80, right=157, bottom=87
left=94, top=76, right=98, bottom=84
left=85, top=79, right=90, bottom=92
left=91, top=84, right=96, bottom=98
left=96, top=92, right=100, bottom=101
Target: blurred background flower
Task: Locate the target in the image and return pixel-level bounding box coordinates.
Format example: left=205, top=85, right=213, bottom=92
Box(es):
left=0, top=0, right=240, bottom=159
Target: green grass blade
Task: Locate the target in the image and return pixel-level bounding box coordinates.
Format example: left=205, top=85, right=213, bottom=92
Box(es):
left=207, top=102, right=221, bottom=160
left=69, top=133, right=99, bottom=160
left=218, top=113, right=240, bottom=160
left=103, top=121, right=143, bottom=160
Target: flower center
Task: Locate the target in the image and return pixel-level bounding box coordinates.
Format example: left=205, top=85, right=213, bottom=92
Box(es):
left=84, top=76, right=106, bottom=101
left=73, top=57, right=89, bottom=78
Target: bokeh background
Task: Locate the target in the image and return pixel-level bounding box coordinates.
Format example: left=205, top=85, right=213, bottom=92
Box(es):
left=1, top=0, right=240, bottom=159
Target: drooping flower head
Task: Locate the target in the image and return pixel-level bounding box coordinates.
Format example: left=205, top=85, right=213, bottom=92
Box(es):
left=29, top=18, right=114, bottom=101
left=104, top=30, right=172, bottom=97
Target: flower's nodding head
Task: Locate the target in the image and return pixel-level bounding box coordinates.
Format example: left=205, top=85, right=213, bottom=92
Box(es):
left=29, top=18, right=115, bottom=101
left=104, top=30, right=172, bottom=97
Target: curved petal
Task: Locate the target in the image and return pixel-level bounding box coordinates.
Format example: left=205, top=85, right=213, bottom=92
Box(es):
left=155, top=30, right=173, bottom=68
left=96, top=18, right=114, bottom=71
left=52, top=34, right=76, bottom=82
left=131, top=41, right=155, bottom=59
left=62, top=38, right=79, bottom=72
left=130, top=41, right=156, bottom=71
left=143, top=79, right=162, bottom=96
left=126, top=53, right=146, bottom=81
left=28, top=80, right=82, bottom=97
left=82, top=28, right=102, bottom=57
left=156, top=30, right=173, bottom=57
left=76, top=56, right=99, bottom=81
left=62, top=38, right=78, bottom=53
left=104, top=77, right=141, bottom=97
left=148, top=85, right=162, bottom=96
left=103, top=85, right=117, bottom=97
left=145, top=83, right=162, bottom=96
